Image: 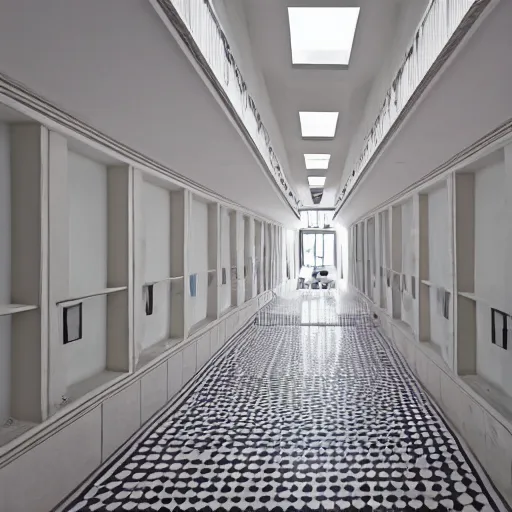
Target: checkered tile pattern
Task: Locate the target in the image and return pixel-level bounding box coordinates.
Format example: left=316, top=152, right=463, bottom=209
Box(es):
left=59, top=291, right=507, bottom=511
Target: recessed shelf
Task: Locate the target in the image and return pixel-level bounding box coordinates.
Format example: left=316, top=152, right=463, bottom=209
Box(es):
left=0, top=419, right=36, bottom=448
left=0, top=304, right=38, bottom=317
left=137, top=337, right=183, bottom=370
left=66, top=370, right=125, bottom=404
left=56, top=286, right=128, bottom=306
left=421, top=280, right=453, bottom=294
left=462, top=374, right=512, bottom=423
left=458, top=291, right=477, bottom=301
left=144, top=276, right=184, bottom=287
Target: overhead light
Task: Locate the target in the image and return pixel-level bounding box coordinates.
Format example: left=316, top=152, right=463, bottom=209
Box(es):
left=308, top=176, right=326, bottom=188
left=288, top=7, right=360, bottom=65
left=304, top=154, right=331, bottom=170
left=299, top=112, right=339, bottom=138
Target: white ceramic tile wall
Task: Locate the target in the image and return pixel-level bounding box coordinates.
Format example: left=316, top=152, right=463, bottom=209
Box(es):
left=141, top=363, right=168, bottom=424
left=102, top=381, right=141, bottom=461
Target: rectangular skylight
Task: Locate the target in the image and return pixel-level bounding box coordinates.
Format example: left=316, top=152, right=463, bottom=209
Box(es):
left=299, top=112, right=339, bottom=138
left=304, top=154, right=331, bottom=170
left=308, top=176, right=326, bottom=188
left=288, top=7, right=360, bottom=65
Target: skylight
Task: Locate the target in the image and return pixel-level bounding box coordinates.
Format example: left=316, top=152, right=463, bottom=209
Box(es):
left=288, top=7, right=360, bottom=65
left=308, top=176, right=326, bottom=188
left=299, top=112, right=339, bottom=138
left=304, top=154, right=331, bottom=170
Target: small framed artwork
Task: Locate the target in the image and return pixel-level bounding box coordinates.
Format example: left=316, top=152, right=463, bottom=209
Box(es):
left=145, top=285, right=154, bottom=316
left=222, top=267, right=227, bottom=285
left=63, top=303, right=83, bottom=344
left=189, top=274, right=197, bottom=297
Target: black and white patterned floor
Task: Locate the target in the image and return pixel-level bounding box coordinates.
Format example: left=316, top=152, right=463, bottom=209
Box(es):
left=59, top=290, right=508, bottom=511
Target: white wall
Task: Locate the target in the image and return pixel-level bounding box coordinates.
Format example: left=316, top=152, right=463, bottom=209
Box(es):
left=142, top=181, right=171, bottom=349
left=0, top=123, right=11, bottom=422
left=219, top=207, right=231, bottom=312
left=427, top=185, right=451, bottom=363
left=189, top=198, right=208, bottom=326
left=474, top=159, right=512, bottom=396
left=401, top=200, right=415, bottom=329
left=64, top=151, right=108, bottom=386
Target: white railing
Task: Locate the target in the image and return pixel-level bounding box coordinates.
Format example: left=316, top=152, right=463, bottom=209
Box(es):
left=156, top=0, right=301, bottom=216
left=335, top=0, right=489, bottom=214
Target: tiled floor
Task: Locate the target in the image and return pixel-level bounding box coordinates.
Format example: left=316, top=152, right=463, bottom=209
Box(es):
left=58, top=291, right=508, bottom=511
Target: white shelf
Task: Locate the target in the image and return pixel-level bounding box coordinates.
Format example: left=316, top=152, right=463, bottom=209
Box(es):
left=144, top=276, right=184, bottom=287
left=458, top=291, right=478, bottom=301
left=463, top=374, right=512, bottom=423
left=137, top=337, right=183, bottom=370
left=0, top=304, right=38, bottom=317
left=0, top=419, right=36, bottom=448
left=421, top=280, right=453, bottom=294
left=66, top=370, right=125, bottom=404
left=56, top=286, right=127, bottom=306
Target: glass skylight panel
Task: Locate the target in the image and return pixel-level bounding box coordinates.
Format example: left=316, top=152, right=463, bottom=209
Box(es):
left=308, top=176, right=326, bottom=188
left=288, top=7, right=360, bottom=65
left=299, top=112, right=339, bottom=138
left=304, top=154, right=331, bottom=170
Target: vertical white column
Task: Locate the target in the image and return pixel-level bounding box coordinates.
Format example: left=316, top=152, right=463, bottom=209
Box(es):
left=236, top=212, right=245, bottom=306
left=363, top=219, right=369, bottom=297
left=375, top=213, right=382, bottom=309
left=255, top=220, right=263, bottom=295
left=11, top=124, right=49, bottom=422
left=132, top=169, right=145, bottom=365
left=247, top=217, right=256, bottom=299
left=391, top=205, right=402, bottom=319
left=446, top=175, right=456, bottom=368
left=46, top=129, right=69, bottom=417
left=170, top=189, right=188, bottom=339
left=207, top=202, right=220, bottom=318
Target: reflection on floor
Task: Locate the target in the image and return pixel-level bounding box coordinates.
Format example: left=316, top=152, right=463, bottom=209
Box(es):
left=59, top=290, right=508, bottom=511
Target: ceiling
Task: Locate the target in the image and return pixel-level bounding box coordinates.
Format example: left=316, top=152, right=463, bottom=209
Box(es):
left=238, top=0, right=409, bottom=207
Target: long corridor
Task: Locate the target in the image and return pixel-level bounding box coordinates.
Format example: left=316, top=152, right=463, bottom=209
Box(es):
left=58, top=291, right=508, bottom=512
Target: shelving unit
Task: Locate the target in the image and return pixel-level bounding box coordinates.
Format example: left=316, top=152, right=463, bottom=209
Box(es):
left=0, top=123, right=47, bottom=445
left=255, top=221, right=263, bottom=294
left=454, top=148, right=512, bottom=406
left=56, top=287, right=127, bottom=306
left=0, top=305, right=38, bottom=316
left=0, top=100, right=299, bottom=465
left=134, top=178, right=188, bottom=368
left=244, top=215, right=255, bottom=302
left=229, top=211, right=242, bottom=307
left=45, top=136, right=133, bottom=414
left=219, top=207, right=232, bottom=314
